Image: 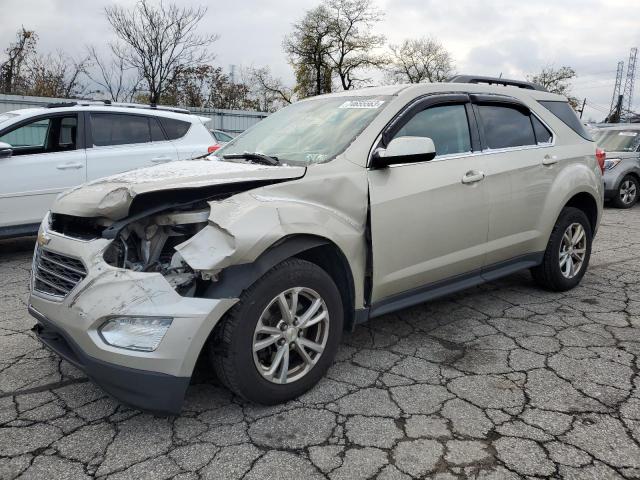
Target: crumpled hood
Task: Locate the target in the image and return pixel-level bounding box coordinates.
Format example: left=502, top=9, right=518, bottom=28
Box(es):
left=52, top=160, right=306, bottom=220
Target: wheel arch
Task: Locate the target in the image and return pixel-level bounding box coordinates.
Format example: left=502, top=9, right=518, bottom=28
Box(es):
left=563, top=191, right=599, bottom=234
left=202, top=234, right=358, bottom=331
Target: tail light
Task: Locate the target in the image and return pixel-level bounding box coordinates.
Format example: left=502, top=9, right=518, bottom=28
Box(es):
left=595, top=148, right=606, bottom=174
left=208, top=145, right=220, bottom=154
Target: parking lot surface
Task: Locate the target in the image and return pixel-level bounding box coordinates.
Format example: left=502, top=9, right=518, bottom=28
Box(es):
left=1, top=205, right=639, bottom=480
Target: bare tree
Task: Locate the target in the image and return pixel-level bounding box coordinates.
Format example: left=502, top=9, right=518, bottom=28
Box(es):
left=284, top=4, right=334, bottom=97
left=387, top=37, right=454, bottom=84
left=0, top=27, right=37, bottom=94
left=325, top=0, right=386, bottom=90
left=105, top=0, right=218, bottom=104
left=284, top=0, right=385, bottom=95
left=527, top=65, right=578, bottom=107
left=27, top=52, right=88, bottom=98
left=85, top=46, right=141, bottom=102
left=249, top=66, right=294, bottom=112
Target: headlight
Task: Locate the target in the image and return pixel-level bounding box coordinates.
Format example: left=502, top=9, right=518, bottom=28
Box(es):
left=604, top=159, right=621, bottom=170
left=99, top=316, right=173, bottom=352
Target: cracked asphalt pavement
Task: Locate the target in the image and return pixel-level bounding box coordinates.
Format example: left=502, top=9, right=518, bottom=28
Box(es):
left=1, top=204, right=639, bottom=479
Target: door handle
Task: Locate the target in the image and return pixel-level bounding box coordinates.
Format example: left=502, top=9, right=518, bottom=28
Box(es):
left=543, top=154, right=558, bottom=166
left=151, top=156, right=172, bottom=163
left=56, top=162, right=84, bottom=170
left=461, top=170, right=485, bottom=184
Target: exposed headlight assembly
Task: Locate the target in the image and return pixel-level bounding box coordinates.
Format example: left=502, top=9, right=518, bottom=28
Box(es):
left=99, top=316, right=173, bottom=352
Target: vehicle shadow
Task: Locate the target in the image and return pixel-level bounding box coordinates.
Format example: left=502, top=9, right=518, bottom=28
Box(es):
left=0, top=235, right=36, bottom=257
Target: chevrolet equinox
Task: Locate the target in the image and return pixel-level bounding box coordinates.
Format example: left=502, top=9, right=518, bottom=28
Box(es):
left=28, top=76, right=604, bottom=414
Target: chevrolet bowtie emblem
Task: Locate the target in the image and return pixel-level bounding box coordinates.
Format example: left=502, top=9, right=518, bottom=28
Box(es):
left=37, top=230, right=51, bottom=247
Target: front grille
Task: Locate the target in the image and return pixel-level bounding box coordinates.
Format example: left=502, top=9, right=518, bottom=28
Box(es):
left=50, top=213, right=105, bottom=240
left=33, top=248, right=87, bottom=299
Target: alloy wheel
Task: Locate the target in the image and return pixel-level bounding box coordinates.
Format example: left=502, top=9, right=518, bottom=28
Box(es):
left=252, top=287, right=330, bottom=384
left=619, top=179, right=637, bottom=205
left=558, top=223, right=587, bottom=279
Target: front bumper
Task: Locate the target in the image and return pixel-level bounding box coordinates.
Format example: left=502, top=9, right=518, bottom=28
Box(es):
left=30, top=306, right=189, bottom=414
left=603, top=171, right=620, bottom=198
left=28, top=226, right=237, bottom=413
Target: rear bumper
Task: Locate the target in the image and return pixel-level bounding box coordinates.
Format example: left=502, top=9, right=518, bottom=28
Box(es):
left=30, top=305, right=189, bottom=415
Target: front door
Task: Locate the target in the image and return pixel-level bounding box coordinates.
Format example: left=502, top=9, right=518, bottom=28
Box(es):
left=368, top=95, right=490, bottom=304
left=0, top=113, right=86, bottom=229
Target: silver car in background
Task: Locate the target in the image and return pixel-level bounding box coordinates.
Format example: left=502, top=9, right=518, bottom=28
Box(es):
left=593, top=124, right=640, bottom=208
left=208, top=129, right=235, bottom=153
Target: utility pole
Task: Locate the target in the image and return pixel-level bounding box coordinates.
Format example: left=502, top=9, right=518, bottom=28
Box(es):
left=622, top=48, right=638, bottom=121
left=606, top=94, right=624, bottom=123
left=578, top=98, right=586, bottom=118
left=609, top=61, right=624, bottom=115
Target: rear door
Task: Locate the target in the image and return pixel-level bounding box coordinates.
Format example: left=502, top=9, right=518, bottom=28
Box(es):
left=471, top=95, right=557, bottom=268
left=368, top=94, right=490, bottom=303
left=0, top=113, right=86, bottom=229
left=85, top=112, right=178, bottom=181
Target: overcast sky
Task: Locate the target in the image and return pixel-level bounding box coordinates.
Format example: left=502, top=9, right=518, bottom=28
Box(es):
left=2, top=0, right=639, bottom=120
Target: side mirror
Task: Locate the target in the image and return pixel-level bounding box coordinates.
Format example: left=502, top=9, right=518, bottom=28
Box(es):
left=0, top=142, right=12, bottom=159
left=371, top=136, right=436, bottom=168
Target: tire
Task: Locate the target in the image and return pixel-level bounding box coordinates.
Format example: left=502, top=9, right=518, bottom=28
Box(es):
left=209, top=258, right=343, bottom=404
left=530, top=207, right=592, bottom=292
left=612, top=175, right=639, bottom=209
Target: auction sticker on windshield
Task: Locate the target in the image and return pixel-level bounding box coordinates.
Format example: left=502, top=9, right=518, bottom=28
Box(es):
left=339, top=100, right=385, bottom=109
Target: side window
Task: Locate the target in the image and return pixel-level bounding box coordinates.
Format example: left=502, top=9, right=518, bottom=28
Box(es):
left=91, top=113, right=153, bottom=147
left=159, top=117, right=191, bottom=140
left=57, top=117, right=78, bottom=150
left=477, top=104, right=536, bottom=149
left=538, top=100, right=592, bottom=141
left=393, top=104, right=472, bottom=156
left=0, top=115, right=78, bottom=155
left=216, top=130, right=233, bottom=142
left=0, top=118, right=50, bottom=151
left=150, top=117, right=166, bottom=142
left=532, top=116, right=553, bottom=144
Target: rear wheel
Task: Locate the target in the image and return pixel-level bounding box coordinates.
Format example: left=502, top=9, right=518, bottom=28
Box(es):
left=531, top=207, right=592, bottom=291
left=209, top=259, right=343, bottom=404
left=612, top=175, right=639, bottom=209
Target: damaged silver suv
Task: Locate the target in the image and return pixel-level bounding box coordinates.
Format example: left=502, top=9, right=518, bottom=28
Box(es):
left=29, top=76, right=604, bottom=414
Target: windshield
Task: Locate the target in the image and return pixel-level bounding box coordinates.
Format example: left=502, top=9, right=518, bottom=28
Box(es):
left=594, top=129, right=640, bottom=152
left=216, top=95, right=391, bottom=165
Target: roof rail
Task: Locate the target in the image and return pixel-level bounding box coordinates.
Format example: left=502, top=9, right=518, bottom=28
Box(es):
left=449, top=75, right=547, bottom=92
left=44, top=99, right=191, bottom=114
left=45, top=101, right=78, bottom=108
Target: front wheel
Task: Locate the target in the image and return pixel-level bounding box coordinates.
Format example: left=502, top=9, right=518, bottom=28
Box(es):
left=612, top=175, right=639, bottom=209
left=209, top=259, right=343, bottom=404
left=531, top=207, right=592, bottom=291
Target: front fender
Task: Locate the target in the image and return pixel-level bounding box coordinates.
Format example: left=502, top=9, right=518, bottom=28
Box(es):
left=175, top=168, right=369, bottom=308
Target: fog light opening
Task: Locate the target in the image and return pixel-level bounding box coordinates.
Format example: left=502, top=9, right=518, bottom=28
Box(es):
left=99, top=316, right=173, bottom=352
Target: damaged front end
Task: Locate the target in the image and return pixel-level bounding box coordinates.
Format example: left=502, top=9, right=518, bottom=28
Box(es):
left=101, top=205, right=210, bottom=297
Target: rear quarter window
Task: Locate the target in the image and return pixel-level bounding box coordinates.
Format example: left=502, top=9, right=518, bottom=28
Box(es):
left=159, top=118, right=191, bottom=140
left=538, top=101, right=592, bottom=141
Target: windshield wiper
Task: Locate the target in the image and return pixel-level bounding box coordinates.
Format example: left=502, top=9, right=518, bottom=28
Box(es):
left=223, top=152, right=279, bottom=166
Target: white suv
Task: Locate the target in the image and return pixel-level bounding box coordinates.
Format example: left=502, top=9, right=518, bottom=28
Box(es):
left=0, top=102, right=215, bottom=238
